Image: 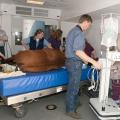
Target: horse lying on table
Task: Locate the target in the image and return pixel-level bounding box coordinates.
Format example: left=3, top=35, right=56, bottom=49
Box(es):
left=5, top=48, right=66, bottom=72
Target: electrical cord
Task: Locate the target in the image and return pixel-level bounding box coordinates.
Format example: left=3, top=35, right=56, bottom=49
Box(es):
left=87, top=67, right=99, bottom=91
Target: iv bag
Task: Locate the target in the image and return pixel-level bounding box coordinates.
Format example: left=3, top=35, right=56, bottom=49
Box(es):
left=101, top=16, right=118, bottom=47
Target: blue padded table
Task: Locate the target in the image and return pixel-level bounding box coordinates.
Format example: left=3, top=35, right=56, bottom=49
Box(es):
left=0, top=66, right=93, bottom=97
left=0, top=68, right=68, bottom=97
left=0, top=66, right=97, bottom=118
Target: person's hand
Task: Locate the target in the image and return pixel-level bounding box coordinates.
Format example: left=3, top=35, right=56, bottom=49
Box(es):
left=92, top=61, right=102, bottom=70
left=83, top=60, right=88, bottom=64
left=48, top=43, right=53, bottom=49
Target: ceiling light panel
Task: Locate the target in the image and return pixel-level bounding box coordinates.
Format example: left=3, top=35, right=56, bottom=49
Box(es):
left=26, top=0, right=44, bottom=5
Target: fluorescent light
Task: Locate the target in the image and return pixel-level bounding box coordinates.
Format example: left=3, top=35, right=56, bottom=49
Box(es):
left=26, top=0, right=44, bottom=5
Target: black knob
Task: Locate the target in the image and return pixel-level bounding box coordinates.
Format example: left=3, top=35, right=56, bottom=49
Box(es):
left=102, top=106, right=105, bottom=111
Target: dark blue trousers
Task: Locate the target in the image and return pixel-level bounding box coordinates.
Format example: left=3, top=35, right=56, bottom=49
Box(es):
left=65, top=59, right=83, bottom=112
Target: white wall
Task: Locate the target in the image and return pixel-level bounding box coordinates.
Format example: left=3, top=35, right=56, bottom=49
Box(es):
left=61, top=21, right=77, bottom=38
left=0, top=15, right=2, bottom=25
left=0, top=3, right=61, bottom=55
left=11, top=16, right=60, bottom=54
left=86, top=19, right=101, bottom=57
left=1, top=15, right=60, bottom=55
left=62, top=0, right=120, bottom=20
left=86, top=16, right=120, bottom=57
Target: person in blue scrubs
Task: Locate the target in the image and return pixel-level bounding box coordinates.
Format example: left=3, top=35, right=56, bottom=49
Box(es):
left=22, top=29, right=48, bottom=50
left=65, top=14, right=102, bottom=119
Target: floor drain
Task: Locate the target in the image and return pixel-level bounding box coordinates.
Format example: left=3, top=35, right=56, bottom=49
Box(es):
left=46, top=104, right=57, bottom=110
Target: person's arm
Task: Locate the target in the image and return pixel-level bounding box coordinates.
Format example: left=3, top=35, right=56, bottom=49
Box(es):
left=48, top=43, right=53, bottom=49
left=73, top=33, right=101, bottom=69
left=76, top=50, right=101, bottom=69
left=22, top=37, right=30, bottom=50
left=0, top=52, right=6, bottom=64
left=44, top=38, right=53, bottom=49
left=0, top=52, right=5, bottom=59
left=44, top=39, right=49, bottom=47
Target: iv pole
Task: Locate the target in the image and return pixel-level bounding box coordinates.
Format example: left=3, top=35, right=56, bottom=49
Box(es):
left=89, top=13, right=120, bottom=120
